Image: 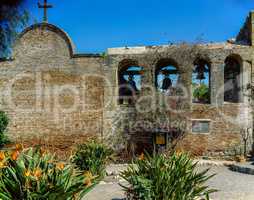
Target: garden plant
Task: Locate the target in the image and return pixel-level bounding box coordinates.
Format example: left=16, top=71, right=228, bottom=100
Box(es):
left=72, top=140, right=113, bottom=178
left=0, top=111, right=9, bottom=147
left=0, top=145, right=98, bottom=200
left=121, top=152, right=216, bottom=200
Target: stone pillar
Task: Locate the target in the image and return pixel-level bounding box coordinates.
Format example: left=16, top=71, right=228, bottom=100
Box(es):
left=242, top=60, right=252, bottom=104
left=101, top=57, right=119, bottom=141
left=210, top=61, right=224, bottom=106
left=179, top=65, right=192, bottom=106
left=136, top=63, right=155, bottom=114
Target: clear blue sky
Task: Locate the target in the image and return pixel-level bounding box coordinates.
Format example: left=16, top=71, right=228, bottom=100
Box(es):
left=25, top=0, right=254, bottom=53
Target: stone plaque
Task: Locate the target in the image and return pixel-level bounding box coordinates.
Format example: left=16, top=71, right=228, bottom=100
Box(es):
left=192, top=120, right=210, bottom=134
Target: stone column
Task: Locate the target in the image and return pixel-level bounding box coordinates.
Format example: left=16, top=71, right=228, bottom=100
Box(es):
left=242, top=60, right=252, bottom=104
left=210, top=61, right=224, bottom=106
left=136, top=62, right=154, bottom=114
left=101, top=56, right=119, bottom=141
left=179, top=65, right=192, bottom=107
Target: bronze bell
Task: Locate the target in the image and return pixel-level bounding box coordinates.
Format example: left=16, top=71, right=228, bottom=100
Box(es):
left=162, top=75, right=172, bottom=90
left=195, top=65, right=205, bottom=80
left=196, top=71, right=205, bottom=80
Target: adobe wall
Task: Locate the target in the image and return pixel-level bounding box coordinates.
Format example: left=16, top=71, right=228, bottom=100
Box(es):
left=104, top=44, right=253, bottom=157
left=0, top=22, right=253, bottom=157
left=0, top=24, right=105, bottom=155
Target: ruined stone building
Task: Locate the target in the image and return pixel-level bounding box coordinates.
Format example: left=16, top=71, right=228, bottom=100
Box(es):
left=0, top=11, right=254, bottom=156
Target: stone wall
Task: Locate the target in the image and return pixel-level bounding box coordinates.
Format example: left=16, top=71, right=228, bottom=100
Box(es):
left=105, top=44, right=253, bottom=157
left=0, top=23, right=104, bottom=156
left=0, top=20, right=253, bottom=157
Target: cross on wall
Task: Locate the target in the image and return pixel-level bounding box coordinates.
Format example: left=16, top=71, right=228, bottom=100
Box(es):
left=38, top=0, right=53, bottom=22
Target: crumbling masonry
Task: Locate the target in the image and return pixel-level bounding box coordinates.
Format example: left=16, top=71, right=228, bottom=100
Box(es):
left=1, top=11, right=254, bottom=157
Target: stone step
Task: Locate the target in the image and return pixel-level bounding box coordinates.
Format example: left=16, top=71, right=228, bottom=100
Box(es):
left=229, top=162, right=254, bottom=175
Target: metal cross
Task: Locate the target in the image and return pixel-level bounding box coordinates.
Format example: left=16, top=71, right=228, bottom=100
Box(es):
left=38, top=0, right=53, bottom=22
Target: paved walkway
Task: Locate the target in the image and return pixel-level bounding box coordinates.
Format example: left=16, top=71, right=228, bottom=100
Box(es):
left=83, top=165, right=254, bottom=200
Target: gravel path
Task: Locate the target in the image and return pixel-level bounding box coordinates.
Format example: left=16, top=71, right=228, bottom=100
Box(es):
left=83, top=165, right=254, bottom=200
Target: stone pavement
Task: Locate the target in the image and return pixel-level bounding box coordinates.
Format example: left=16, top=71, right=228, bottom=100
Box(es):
left=83, top=164, right=254, bottom=200
left=207, top=166, right=254, bottom=200
left=230, top=161, right=254, bottom=175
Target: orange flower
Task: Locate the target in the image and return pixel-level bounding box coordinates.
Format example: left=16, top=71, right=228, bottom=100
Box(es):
left=175, top=149, right=184, bottom=156
left=33, top=168, right=42, bottom=179
left=11, top=151, right=19, bottom=161
left=138, top=153, right=145, bottom=161
left=84, top=171, right=94, bottom=187
left=0, top=151, right=5, bottom=161
left=24, top=170, right=31, bottom=177
left=0, top=161, right=6, bottom=169
left=84, top=178, right=92, bottom=187
left=40, top=148, right=47, bottom=156
left=15, top=144, right=23, bottom=151
left=84, top=171, right=93, bottom=179
left=56, top=162, right=65, bottom=170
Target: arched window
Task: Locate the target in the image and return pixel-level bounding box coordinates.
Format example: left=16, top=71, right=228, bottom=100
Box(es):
left=118, top=60, right=142, bottom=105
left=192, top=59, right=211, bottom=104
left=224, top=56, right=241, bottom=103
left=155, top=59, right=181, bottom=96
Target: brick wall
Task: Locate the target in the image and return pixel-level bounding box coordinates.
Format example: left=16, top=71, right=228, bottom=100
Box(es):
left=0, top=22, right=253, bottom=158
left=0, top=24, right=104, bottom=156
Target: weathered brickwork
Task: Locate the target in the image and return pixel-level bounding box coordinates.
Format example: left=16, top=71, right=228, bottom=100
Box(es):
left=0, top=24, right=104, bottom=155
left=1, top=11, right=254, bottom=157
left=104, top=43, right=253, bottom=157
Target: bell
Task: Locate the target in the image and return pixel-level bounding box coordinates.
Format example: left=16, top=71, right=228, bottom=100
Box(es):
left=162, top=76, right=172, bottom=90
left=195, top=65, right=205, bottom=80
left=196, top=71, right=205, bottom=80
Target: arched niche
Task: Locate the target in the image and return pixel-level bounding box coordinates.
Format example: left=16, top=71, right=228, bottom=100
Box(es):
left=155, top=59, right=182, bottom=96
left=192, top=58, right=211, bottom=104
left=224, top=55, right=242, bottom=103
left=118, top=59, right=143, bottom=105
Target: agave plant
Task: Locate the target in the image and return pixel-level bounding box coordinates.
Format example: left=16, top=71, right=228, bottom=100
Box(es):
left=72, top=140, right=113, bottom=178
left=120, top=152, right=216, bottom=200
left=0, top=146, right=98, bottom=200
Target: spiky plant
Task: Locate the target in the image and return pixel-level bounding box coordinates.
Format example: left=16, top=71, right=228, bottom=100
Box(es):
left=120, top=152, right=216, bottom=200
left=0, top=146, right=98, bottom=200
left=72, top=140, right=113, bottom=178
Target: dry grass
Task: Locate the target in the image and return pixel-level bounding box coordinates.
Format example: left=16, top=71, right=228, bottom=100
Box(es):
left=8, top=133, right=96, bottom=160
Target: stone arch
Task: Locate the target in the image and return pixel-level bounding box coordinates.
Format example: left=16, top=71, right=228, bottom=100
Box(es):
left=192, top=58, right=211, bottom=104
left=224, top=54, right=243, bottom=103
left=118, top=59, right=143, bottom=105
left=13, top=23, right=75, bottom=59
left=155, top=58, right=181, bottom=96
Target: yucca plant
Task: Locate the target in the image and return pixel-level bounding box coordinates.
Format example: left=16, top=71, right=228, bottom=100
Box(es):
left=0, top=146, right=98, bottom=200
left=120, top=152, right=216, bottom=200
left=72, top=140, right=113, bottom=178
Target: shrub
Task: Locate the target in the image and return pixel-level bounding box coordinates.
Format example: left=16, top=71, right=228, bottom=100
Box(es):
left=120, top=152, right=216, bottom=200
left=72, top=140, right=113, bottom=178
left=0, top=111, right=9, bottom=147
left=0, top=146, right=98, bottom=200
left=193, top=83, right=210, bottom=103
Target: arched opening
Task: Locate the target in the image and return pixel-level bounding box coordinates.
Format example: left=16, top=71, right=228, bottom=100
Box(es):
left=118, top=60, right=143, bottom=105
left=224, top=56, right=241, bottom=103
left=155, top=59, right=181, bottom=96
left=192, top=58, right=211, bottom=104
